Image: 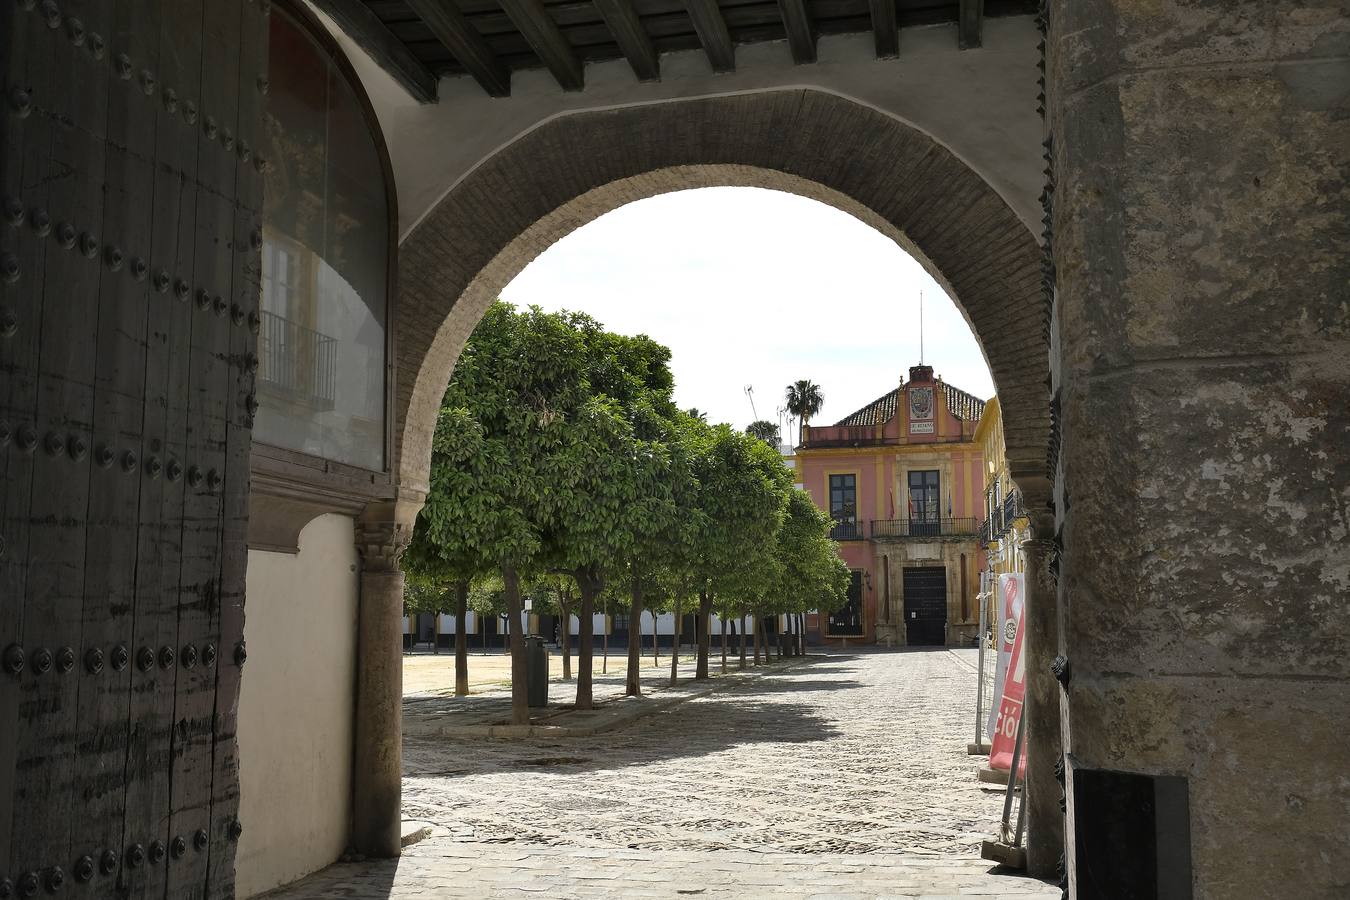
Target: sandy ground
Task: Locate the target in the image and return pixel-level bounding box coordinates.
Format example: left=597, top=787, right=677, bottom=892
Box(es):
left=402, top=646, right=708, bottom=696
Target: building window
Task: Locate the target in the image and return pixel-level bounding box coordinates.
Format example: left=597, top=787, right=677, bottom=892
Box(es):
left=829, top=474, right=859, bottom=539
left=256, top=5, right=390, bottom=472
left=909, top=469, right=940, bottom=535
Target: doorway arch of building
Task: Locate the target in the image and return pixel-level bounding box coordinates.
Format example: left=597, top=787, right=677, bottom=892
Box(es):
left=389, top=90, right=1052, bottom=517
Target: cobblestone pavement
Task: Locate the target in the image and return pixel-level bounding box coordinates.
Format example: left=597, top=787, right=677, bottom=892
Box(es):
left=268, top=649, right=1057, bottom=898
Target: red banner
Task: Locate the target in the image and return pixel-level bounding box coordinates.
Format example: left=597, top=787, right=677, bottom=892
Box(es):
left=988, top=594, right=1027, bottom=776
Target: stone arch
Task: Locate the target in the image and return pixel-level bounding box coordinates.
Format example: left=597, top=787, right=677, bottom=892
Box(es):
left=394, top=89, right=1049, bottom=513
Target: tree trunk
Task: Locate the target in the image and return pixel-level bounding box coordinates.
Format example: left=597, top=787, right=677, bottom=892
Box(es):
left=695, top=591, right=713, bottom=679
left=503, top=568, right=529, bottom=725
left=720, top=613, right=727, bottom=674
left=739, top=614, right=747, bottom=669
left=652, top=609, right=659, bottom=663
left=754, top=615, right=763, bottom=665
left=575, top=567, right=601, bottom=711
left=454, top=581, right=469, bottom=696
left=626, top=574, right=643, bottom=697
left=602, top=596, right=609, bottom=674
left=433, top=607, right=441, bottom=655
left=559, top=588, right=573, bottom=681
left=670, top=598, right=681, bottom=685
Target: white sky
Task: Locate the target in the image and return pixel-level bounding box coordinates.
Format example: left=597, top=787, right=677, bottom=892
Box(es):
left=499, top=186, right=995, bottom=434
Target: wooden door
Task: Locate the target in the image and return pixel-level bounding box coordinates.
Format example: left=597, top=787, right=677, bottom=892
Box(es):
left=0, top=2, right=265, bottom=896
left=903, top=567, right=948, bottom=646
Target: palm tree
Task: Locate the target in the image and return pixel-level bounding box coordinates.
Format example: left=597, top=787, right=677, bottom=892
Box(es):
left=785, top=380, right=824, bottom=440
left=745, top=420, right=780, bottom=448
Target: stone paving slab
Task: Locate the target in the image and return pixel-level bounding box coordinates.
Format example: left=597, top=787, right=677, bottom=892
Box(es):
left=264, top=840, right=1058, bottom=898
left=268, top=649, right=1057, bottom=900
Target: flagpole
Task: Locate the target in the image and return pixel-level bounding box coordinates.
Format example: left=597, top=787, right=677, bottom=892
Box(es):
left=919, top=290, right=925, bottom=365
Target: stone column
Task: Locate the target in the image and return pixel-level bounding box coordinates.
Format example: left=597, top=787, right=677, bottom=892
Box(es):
left=1020, top=532, right=1062, bottom=878
left=351, top=499, right=417, bottom=857
left=1048, top=2, right=1349, bottom=896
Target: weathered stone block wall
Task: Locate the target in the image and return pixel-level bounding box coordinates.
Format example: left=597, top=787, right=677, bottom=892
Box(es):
left=1049, top=2, right=1350, bottom=896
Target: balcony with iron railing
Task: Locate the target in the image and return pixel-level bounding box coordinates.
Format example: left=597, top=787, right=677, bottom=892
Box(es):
left=979, top=489, right=1028, bottom=546
left=830, top=519, right=866, bottom=541
left=257, top=310, right=338, bottom=411
left=869, top=517, right=979, bottom=540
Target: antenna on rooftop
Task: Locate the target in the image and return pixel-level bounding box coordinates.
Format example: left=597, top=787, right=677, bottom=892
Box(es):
left=919, top=289, right=925, bottom=365
left=744, top=385, right=758, bottom=420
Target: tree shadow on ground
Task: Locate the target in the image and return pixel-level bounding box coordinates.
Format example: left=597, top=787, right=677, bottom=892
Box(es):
left=403, top=689, right=843, bottom=781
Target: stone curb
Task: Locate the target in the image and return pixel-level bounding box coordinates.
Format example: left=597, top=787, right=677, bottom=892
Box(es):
left=411, top=653, right=818, bottom=740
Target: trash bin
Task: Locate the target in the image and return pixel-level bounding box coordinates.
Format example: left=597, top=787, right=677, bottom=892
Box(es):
left=525, top=635, right=549, bottom=708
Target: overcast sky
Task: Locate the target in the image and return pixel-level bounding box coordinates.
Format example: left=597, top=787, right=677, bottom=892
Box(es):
left=500, top=186, right=995, bottom=435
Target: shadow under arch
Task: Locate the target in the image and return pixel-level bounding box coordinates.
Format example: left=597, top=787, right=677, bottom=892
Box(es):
left=394, top=89, right=1050, bottom=511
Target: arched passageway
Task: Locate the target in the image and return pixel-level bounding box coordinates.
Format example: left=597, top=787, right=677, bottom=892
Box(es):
left=345, top=86, right=1060, bottom=871
left=390, top=91, right=1051, bottom=514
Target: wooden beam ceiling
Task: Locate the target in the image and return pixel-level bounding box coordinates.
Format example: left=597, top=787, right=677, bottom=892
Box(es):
left=958, top=0, right=984, bottom=49
left=776, top=0, right=817, bottom=64
left=867, top=0, right=898, bottom=59
left=498, top=0, right=586, bottom=91
left=682, top=0, right=736, bottom=73
left=405, top=0, right=511, bottom=97
left=592, top=0, right=661, bottom=81
left=309, top=0, right=439, bottom=102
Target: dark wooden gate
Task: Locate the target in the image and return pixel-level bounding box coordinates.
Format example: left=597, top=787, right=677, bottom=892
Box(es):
left=1, top=1, right=264, bottom=896
left=826, top=570, right=864, bottom=637
left=902, top=567, right=948, bottom=646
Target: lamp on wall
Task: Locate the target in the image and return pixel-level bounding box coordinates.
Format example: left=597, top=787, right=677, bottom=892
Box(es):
left=864, top=570, right=873, bottom=592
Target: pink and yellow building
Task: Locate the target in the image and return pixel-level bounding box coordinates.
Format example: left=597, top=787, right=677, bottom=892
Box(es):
left=796, top=364, right=987, bottom=647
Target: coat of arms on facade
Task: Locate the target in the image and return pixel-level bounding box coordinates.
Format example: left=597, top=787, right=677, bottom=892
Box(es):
left=909, top=386, right=935, bottom=421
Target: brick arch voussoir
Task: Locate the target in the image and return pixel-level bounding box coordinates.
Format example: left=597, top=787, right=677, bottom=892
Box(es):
left=394, top=90, right=1050, bottom=516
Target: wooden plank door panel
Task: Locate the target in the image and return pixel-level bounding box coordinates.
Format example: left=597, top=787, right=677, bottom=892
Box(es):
left=1, top=1, right=264, bottom=894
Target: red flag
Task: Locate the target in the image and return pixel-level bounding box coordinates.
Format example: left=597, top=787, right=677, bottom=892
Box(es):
left=888, top=490, right=895, bottom=519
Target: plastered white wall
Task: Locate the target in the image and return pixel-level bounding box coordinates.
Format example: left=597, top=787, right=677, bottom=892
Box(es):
left=236, top=514, right=359, bottom=899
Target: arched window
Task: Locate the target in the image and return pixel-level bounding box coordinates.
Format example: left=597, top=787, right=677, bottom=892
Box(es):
left=255, top=3, right=393, bottom=474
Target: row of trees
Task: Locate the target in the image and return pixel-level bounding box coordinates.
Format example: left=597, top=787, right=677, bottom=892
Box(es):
left=404, top=302, right=849, bottom=725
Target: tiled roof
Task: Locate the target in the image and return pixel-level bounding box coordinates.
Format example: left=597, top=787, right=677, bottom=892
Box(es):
left=943, top=383, right=986, bottom=422
left=832, top=382, right=988, bottom=426
left=834, top=389, right=899, bottom=426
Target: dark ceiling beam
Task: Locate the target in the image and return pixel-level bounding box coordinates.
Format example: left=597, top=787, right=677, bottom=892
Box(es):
left=867, top=0, right=897, bottom=59
left=592, top=0, right=660, bottom=81
left=776, top=0, right=816, bottom=64
left=682, top=0, right=736, bottom=73
left=406, top=0, right=512, bottom=97
left=498, top=0, right=586, bottom=91
left=308, top=0, right=439, bottom=102
left=958, top=0, right=984, bottom=49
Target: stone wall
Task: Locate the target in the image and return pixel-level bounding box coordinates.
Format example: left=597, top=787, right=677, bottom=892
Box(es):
left=1049, top=2, right=1350, bottom=895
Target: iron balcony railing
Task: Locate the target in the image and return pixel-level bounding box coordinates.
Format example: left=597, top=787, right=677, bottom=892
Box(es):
left=980, top=490, right=1028, bottom=545
left=830, top=520, right=866, bottom=541
left=869, top=518, right=979, bottom=539
left=257, top=310, right=338, bottom=411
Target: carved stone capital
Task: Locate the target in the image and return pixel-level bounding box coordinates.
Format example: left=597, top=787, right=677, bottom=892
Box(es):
left=355, top=494, right=424, bottom=574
